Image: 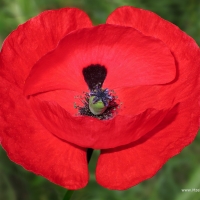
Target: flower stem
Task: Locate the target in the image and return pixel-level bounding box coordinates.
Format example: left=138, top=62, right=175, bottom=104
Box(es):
left=87, top=148, right=94, bottom=163
left=63, top=190, right=74, bottom=200
left=62, top=148, right=94, bottom=200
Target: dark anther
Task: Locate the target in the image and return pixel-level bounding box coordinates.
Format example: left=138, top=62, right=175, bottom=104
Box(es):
left=75, top=64, right=119, bottom=120
left=82, top=64, right=107, bottom=90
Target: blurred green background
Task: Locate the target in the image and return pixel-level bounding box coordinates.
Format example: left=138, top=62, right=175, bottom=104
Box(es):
left=0, top=0, right=200, bottom=200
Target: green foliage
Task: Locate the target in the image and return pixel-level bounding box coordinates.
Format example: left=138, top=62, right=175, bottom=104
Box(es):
left=0, top=0, right=200, bottom=200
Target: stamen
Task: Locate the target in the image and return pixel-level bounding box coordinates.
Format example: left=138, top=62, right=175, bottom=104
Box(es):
left=74, top=87, right=119, bottom=120
left=74, top=64, right=120, bottom=120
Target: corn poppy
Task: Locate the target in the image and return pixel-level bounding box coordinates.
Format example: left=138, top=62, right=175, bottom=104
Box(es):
left=0, top=6, right=199, bottom=190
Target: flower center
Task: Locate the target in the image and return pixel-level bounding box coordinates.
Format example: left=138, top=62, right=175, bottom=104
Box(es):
left=74, top=64, right=119, bottom=120
left=89, top=87, right=113, bottom=115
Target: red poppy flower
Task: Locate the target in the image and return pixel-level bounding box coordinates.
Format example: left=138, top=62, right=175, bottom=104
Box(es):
left=0, top=6, right=199, bottom=190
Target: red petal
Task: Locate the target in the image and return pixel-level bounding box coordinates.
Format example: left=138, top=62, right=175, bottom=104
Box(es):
left=115, top=86, right=176, bottom=115
left=24, top=24, right=176, bottom=95
left=106, top=6, right=200, bottom=104
left=0, top=8, right=92, bottom=88
left=106, top=6, right=200, bottom=115
left=0, top=77, right=89, bottom=189
left=33, top=89, right=83, bottom=115
left=96, top=98, right=199, bottom=190
left=30, top=96, right=174, bottom=149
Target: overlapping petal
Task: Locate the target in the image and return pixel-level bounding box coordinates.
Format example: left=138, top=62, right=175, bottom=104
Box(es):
left=96, top=97, right=199, bottom=190
left=106, top=6, right=200, bottom=104
left=0, top=7, right=93, bottom=190
left=0, top=8, right=92, bottom=88
left=0, top=76, right=89, bottom=189
left=94, top=6, right=200, bottom=190
left=30, top=96, right=174, bottom=149
left=24, top=24, right=176, bottom=95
